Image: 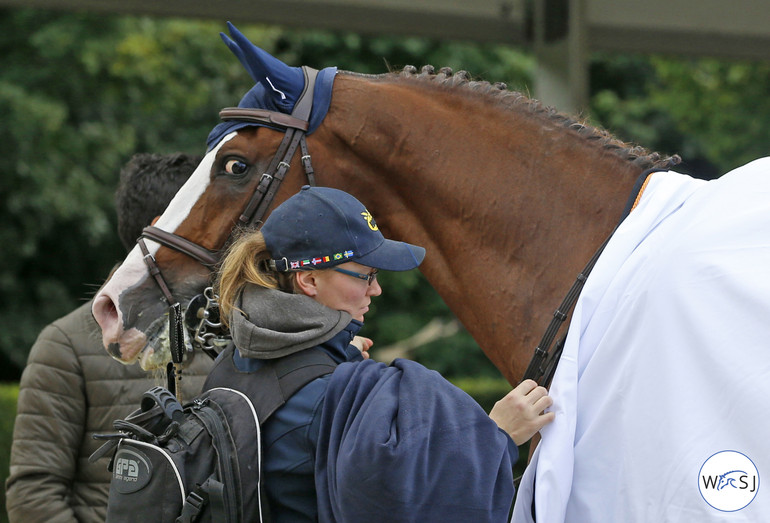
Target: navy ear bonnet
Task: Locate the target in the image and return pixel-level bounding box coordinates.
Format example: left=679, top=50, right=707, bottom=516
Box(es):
left=206, top=22, right=336, bottom=150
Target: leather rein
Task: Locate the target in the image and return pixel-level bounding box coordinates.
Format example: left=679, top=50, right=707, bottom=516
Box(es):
left=521, top=169, right=659, bottom=388
left=520, top=233, right=613, bottom=387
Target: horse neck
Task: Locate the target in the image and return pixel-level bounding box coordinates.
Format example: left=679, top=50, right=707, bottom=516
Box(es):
left=314, top=73, right=644, bottom=383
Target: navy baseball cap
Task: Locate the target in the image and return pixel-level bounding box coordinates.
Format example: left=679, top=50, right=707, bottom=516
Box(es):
left=262, top=186, right=425, bottom=272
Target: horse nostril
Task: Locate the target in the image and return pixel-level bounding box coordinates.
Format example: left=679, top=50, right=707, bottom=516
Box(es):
left=107, top=342, right=122, bottom=359
left=92, top=293, right=120, bottom=342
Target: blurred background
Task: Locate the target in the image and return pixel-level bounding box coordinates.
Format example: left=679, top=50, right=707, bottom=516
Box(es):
left=2, top=2, right=770, bottom=518
left=3, top=4, right=770, bottom=383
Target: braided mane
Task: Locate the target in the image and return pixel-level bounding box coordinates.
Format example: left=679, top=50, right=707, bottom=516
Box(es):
left=342, top=66, right=680, bottom=172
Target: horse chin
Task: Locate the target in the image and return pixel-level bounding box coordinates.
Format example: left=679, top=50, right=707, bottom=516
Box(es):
left=106, top=326, right=147, bottom=365
left=137, top=315, right=175, bottom=371
left=136, top=313, right=199, bottom=371
left=106, top=315, right=173, bottom=370
left=138, top=345, right=172, bottom=371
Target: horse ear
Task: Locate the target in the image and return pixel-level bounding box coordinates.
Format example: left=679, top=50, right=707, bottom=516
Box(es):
left=221, top=21, right=304, bottom=113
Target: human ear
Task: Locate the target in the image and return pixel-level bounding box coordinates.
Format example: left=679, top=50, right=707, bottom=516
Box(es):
left=294, top=271, right=318, bottom=297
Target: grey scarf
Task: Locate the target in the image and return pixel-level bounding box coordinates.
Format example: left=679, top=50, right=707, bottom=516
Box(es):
left=229, top=283, right=352, bottom=359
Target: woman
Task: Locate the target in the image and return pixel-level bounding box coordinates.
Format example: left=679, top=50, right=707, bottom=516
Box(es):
left=206, top=185, right=553, bottom=522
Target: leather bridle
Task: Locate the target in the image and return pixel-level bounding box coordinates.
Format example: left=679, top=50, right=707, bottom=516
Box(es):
left=136, top=66, right=319, bottom=309
left=131, top=66, right=320, bottom=393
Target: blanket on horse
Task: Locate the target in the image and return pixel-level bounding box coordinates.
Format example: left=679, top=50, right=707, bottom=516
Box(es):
left=316, top=358, right=517, bottom=522
left=513, top=158, right=770, bottom=522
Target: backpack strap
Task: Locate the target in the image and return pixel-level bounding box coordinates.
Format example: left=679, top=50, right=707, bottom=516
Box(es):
left=266, top=349, right=339, bottom=418
left=202, top=346, right=338, bottom=422
left=176, top=475, right=227, bottom=523
left=202, top=477, right=227, bottom=522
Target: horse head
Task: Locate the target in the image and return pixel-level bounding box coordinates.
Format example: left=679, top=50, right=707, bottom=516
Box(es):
left=92, top=23, right=336, bottom=369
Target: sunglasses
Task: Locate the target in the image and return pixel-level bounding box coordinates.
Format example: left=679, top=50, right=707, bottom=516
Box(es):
left=333, top=267, right=379, bottom=285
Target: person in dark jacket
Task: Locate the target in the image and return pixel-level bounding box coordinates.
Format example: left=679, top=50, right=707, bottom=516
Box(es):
left=206, top=185, right=553, bottom=522
left=6, top=153, right=215, bottom=523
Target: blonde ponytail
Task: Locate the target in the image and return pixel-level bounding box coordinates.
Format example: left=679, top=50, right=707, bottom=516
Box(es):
left=216, top=230, right=279, bottom=327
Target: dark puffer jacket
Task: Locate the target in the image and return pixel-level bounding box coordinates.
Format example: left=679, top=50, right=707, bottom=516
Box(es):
left=5, top=301, right=214, bottom=523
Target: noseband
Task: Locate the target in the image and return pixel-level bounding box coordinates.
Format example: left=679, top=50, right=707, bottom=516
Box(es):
left=136, top=66, right=320, bottom=309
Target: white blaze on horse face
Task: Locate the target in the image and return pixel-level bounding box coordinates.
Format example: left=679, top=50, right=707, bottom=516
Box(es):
left=92, top=133, right=237, bottom=361
left=152, top=134, right=235, bottom=240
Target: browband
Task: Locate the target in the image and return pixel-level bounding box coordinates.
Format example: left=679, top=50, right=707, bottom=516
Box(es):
left=219, top=108, right=310, bottom=132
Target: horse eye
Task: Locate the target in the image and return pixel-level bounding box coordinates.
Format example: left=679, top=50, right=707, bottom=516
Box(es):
left=223, top=159, right=250, bottom=177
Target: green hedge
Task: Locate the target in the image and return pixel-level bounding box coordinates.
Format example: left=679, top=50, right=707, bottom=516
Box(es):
left=449, top=376, right=512, bottom=413
left=1, top=383, right=18, bottom=523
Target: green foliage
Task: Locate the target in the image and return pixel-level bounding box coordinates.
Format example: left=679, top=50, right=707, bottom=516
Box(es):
left=0, top=383, right=19, bottom=522
left=415, top=330, right=503, bottom=379
left=589, top=53, right=711, bottom=176
left=366, top=270, right=449, bottom=343
left=274, top=29, right=535, bottom=90
left=449, top=376, right=512, bottom=413
left=0, top=10, right=240, bottom=377
left=0, top=8, right=534, bottom=380
left=588, top=53, right=770, bottom=178
left=0, top=11, right=265, bottom=374
left=647, top=57, right=770, bottom=171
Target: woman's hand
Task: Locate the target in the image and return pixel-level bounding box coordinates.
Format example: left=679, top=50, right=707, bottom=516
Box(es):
left=489, top=379, right=555, bottom=445
left=351, top=336, right=373, bottom=359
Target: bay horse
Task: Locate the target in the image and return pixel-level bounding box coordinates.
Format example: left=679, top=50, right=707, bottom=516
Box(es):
left=92, top=23, right=677, bottom=385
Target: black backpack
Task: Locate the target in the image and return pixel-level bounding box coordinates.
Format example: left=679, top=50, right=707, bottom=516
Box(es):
left=91, top=347, right=337, bottom=523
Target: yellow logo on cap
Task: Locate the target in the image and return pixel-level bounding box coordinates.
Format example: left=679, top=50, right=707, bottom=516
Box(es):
left=361, top=210, right=378, bottom=231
